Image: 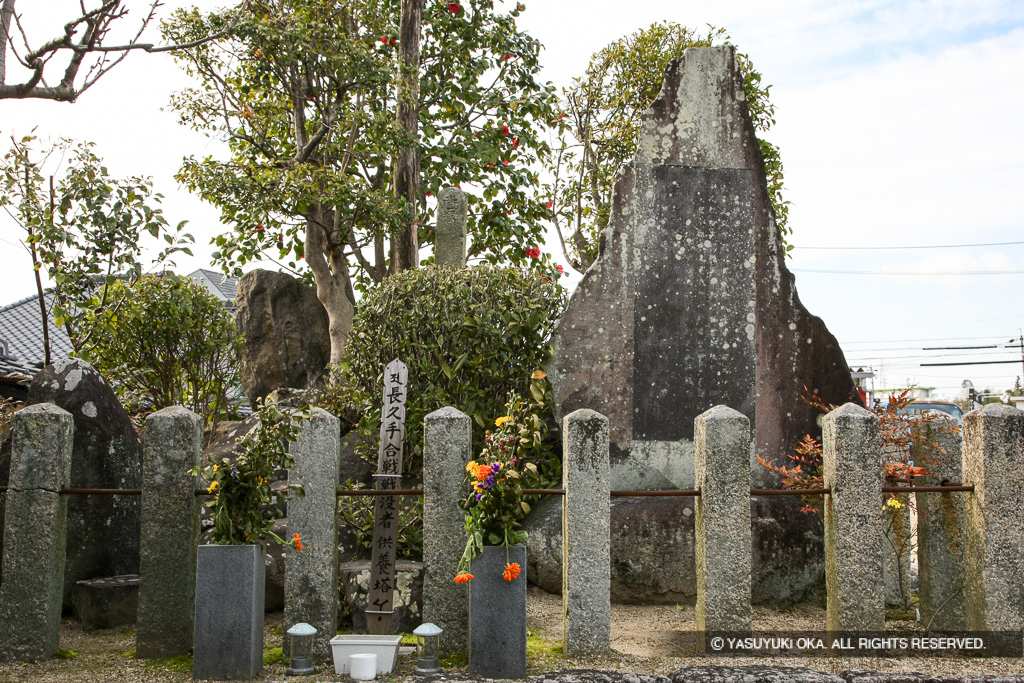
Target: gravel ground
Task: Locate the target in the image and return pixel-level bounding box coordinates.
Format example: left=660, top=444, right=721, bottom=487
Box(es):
left=1, top=587, right=1021, bottom=682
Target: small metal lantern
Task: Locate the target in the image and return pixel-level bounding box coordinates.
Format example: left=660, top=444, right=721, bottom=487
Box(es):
left=412, top=623, right=443, bottom=675
left=286, top=622, right=318, bottom=676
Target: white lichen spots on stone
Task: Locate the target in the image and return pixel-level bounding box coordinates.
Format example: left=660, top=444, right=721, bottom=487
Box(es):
left=807, top=338, right=813, bottom=344
left=711, top=277, right=719, bottom=285
left=64, top=367, right=84, bottom=392
left=686, top=219, right=692, bottom=226
left=703, top=240, right=712, bottom=249
left=745, top=324, right=755, bottom=341
left=722, top=342, right=730, bottom=350
left=746, top=313, right=755, bottom=323
left=789, top=322, right=797, bottom=331
left=82, top=401, right=97, bottom=418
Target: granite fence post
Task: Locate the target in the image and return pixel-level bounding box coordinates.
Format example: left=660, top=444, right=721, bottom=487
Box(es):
left=913, top=413, right=967, bottom=630
left=422, top=407, right=472, bottom=655
left=434, top=187, right=468, bottom=268
left=0, top=403, right=73, bottom=663
left=962, top=404, right=1024, bottom=633
left=694, top=405, right=752, bottom=635
left=285, top=408, right=341, bottom=661
left=822, top=402, right=883, bottom=632
left=562, top=408, right=611, bottom=655
left=135, top=406, right=202, bottom=659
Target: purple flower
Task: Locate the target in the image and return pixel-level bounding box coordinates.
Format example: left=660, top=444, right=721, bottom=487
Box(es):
left=476, top=493, right=483, bottom=500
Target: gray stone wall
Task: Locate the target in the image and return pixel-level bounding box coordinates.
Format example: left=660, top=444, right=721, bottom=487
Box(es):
left=0, top=404, right=73, bottom=663
left=562, top=409, right=610, bottom=655
left=135, top=406, right=202, bottom=659
left=422, top=407, right=472, bottom=655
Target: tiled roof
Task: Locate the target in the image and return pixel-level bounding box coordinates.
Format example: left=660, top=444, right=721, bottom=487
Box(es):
left=187, top=269, right=239, bottom=304
left=0, top=291, right=75, bottom=371
left=0, top=269, right=242, bottom=372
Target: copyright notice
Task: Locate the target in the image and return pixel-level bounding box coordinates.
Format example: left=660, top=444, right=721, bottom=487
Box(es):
left=686, top=632, right=1023, bottom=658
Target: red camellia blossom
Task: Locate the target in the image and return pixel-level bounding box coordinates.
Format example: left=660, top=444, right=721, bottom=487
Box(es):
left=502, top=160, right=510, bottom=165
left=525, top=247, right=540, bottom=259
left=512, top=138, right=519, bottom=147
left=502, top=54, right=512, bottom=61
left=447, top=2, right=461, bottom=13
left=390, top=38, right=397, bottom=45
left=381, top=36, right=388, bottom=44
left=545, top=201, right=553, bottom=210
left=501, top=124, right=509, bottom=135
left=556, top=264, right=564, bottom=274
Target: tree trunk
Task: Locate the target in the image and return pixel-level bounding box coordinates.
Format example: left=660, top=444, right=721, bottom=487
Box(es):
left=304, top=209, right=355, bottom=365
left=0, top=0, right=14, bottom=86
left=390, top=0, right=422, bottom=273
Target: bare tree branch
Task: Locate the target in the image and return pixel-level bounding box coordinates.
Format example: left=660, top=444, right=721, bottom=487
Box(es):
left=0, top=0, right=250, bottom=102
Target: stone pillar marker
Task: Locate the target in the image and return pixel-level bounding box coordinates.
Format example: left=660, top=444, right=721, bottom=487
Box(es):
left=562, top=409, right=611, bottom=655
left=0, top=403, right=73, bottom=663
left=435, top=187, right=467, bottom=268
left=822, top=402, right=883, bottom=631
left=285, top=408, right=341, bottom=661
left=422, top=407, right=472, bottom=655
left=962, top=404, right=1024, bottom=633
left=135, top=406, right=202, bottom=659
left=694, top=405, right=752, bottom=634
left=913, top=413, right=967, bottom=630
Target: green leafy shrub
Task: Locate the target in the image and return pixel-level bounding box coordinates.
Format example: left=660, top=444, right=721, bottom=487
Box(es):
left=192, top=400, right=308, bottom=546
left=321, top=264, right=566, bottom=475
left=83, top=274, right=241, bottom=430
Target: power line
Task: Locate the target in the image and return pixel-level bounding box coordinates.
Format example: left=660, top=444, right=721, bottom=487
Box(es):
left=793, top=240, right=1024, bottom=251
left=792, top=268, right=1024, bottom=276
left=921, top=360, right=1024, bottom=367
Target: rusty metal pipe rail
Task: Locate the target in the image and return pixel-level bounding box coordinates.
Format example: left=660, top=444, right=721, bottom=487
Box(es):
left=0, top=484, right=976, bottom=496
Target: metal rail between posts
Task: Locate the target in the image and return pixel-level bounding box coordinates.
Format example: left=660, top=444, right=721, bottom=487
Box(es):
left=0, top=484, right=976, bottom=496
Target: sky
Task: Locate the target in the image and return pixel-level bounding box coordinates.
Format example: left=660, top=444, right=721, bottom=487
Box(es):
left=1, top=0, right=1023, bottom=399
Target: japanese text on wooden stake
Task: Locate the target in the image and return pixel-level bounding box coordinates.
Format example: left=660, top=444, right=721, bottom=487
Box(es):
left=367, top=359, right=408, bottom=634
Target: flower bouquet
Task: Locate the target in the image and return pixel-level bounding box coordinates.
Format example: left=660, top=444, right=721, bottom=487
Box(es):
left=453, top=383, right=546, bottom=584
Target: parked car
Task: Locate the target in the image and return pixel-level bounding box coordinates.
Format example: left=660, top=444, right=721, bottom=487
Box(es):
left=897, top=400, right=964, bottom=425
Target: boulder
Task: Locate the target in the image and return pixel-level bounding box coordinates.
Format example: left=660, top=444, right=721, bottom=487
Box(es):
left=524, top=493, right=823, bottom=605
left=71, top=575, right=139, bottom=631
left=339, top=559, right=423, bottom=633
left=234, top=270, right=331, bottom=404
left=25, top=358, right=142, bottom=611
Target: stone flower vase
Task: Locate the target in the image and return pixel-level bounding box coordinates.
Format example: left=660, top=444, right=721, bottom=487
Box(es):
left=469, top=543, right=527, bottom=678
left=193, top=544, right=266, bottom=680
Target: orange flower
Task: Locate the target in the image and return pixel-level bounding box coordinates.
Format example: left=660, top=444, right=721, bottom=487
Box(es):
left=293, top=533, right=303, bottom=552
left=503, top=562, right=521, bottom=582
left=454, top=572, right=474, bottom=584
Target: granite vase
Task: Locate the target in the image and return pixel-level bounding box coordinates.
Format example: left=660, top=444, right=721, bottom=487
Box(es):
left=193, top=544, right=266, bottom=681
left=469, top=543, right=527, bottom=678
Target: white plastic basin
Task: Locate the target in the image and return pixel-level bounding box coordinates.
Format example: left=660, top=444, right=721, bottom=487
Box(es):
left=329, top=634, right=403, bottom=675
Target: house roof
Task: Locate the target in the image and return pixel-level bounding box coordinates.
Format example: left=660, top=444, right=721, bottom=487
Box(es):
left=0, top=269, right=242, bottom=372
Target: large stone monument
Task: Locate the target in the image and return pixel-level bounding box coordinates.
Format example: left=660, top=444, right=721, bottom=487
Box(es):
left=550, top=46, right=853, bottom=490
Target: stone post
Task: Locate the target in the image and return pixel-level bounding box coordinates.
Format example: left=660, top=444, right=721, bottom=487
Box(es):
left=962, top=404, right=1024, bottom=633
left=0, top=403, right=73, bottom=663
left=135, top=406, right=202, bottom=659
left=422, top=407, right=472, bottom=655
left=285, top=408, right=341, bottom=661
left=914, top=413, right=967, bottom=630
left=694, top=405, right=752, bottom=634
left=562, top=409, right=611, bottom=655
left=822, top=402, right=883, bottom=631
left=435, top=187, right=467, bottom=268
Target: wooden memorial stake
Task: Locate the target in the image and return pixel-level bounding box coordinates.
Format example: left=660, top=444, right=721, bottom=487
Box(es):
left=366, top=359, right=409, bottom=635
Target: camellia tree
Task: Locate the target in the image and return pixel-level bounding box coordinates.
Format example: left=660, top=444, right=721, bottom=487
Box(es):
left=163, top=0, right=561, bottom=362
left=546, top=23, right=789, bottom=271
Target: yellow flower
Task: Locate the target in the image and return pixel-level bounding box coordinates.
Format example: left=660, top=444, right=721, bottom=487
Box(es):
left=466, top=460, right=477, bottom=473
left=207, top=480, right=218, bottom=493
left=495, top=416, right=512, bottom=428
left=212, top=465, right=219, bottom=472
left=531, top=370, right=547, bottom=380
left=885, top=498, right=904, bottom=510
